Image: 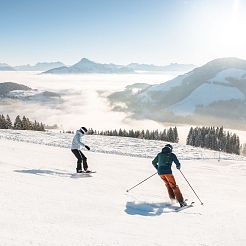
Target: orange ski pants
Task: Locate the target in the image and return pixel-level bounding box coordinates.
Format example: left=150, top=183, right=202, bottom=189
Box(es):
left=160, top=174, right=184, bottom=203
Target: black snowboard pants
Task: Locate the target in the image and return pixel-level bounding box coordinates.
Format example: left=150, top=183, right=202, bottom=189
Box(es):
left=71, top=149, right=88, bottom=171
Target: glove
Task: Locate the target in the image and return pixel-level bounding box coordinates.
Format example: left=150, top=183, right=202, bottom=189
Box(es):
left=176, top=165, right=181, bottom=170
left=85, top=145, right=90, bottom=150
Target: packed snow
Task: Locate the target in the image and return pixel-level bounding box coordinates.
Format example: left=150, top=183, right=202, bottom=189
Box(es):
left=0, top=130, right=246, bottom=246
left=168, top=68, right=246, bottom=115
left=169, top=81, right=245, bottom=116
left=144, top=73, right=189, bottom=92
left=208, top=68, right=246, bottom=84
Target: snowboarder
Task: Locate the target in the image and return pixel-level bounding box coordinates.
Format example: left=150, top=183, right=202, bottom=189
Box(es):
left=71, top=127, right=90, bottom=173
left=152, top=144, right=187, bottom=207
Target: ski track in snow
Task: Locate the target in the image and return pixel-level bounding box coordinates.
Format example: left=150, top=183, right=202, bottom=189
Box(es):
left=0, top=129, right=246, bottom=161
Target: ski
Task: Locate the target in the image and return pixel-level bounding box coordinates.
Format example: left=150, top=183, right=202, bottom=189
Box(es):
left=175, top=201, right=195, bottom=212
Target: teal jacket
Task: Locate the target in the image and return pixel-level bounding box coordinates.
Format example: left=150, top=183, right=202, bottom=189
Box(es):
left=152, top=147, right=180, bottom=175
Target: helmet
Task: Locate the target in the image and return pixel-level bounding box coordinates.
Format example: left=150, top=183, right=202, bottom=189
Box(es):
left=165, top=144, right=173, bottom=151
left=79, top=127, right=88, bottom=134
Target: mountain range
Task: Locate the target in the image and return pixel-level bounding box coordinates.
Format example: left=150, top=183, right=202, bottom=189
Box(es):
left=0, top=63, right=15, bottom=71
left=43, top=58, right=135, bottom=74
left=108, top=57, right=246, bottom=129
left=15, top=62, right=65, bottom=71
left=0, top=59, right=196, bottom=73
left=44, top=58, right=196, bottom=74
left=126, top=62, right=196, bottom=72
left=0, top=62, right=65, bottom=71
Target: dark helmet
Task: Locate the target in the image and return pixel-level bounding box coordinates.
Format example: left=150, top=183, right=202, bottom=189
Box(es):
left=165, top=144, right=173, bottom=151
left=79, top=127, right=88, bottom=134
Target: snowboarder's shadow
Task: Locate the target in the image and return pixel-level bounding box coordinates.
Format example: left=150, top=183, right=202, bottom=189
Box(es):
left=125, top=201, right=178, bottom=216
left=14, top=169, right=92, bottom=178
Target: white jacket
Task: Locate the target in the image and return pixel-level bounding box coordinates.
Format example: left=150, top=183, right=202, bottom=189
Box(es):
left=71, top=130, right=86, bottom=150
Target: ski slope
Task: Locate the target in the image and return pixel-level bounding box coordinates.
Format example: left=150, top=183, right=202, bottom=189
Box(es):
left=0, top=131, right=246, bottom=246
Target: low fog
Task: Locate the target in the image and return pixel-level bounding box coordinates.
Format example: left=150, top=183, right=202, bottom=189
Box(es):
left=0, top=71, right=176, bottom=131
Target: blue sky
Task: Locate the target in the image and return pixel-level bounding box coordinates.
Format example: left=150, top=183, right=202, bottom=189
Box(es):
left=0, top=0, right=245, bottom=66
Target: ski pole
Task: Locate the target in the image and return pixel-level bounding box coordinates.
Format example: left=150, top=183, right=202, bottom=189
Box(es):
left=179, top=170, right=204, bottom=205
left=126, top=172, right=157, bottom=193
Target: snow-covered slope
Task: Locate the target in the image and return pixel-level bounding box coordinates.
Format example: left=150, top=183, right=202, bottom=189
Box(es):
left=0, top=131, right=246, bottom=246
left=0, top=82, right=31, bottom=96
left=108, top=57, right=246, bottom=128
left=169, top=68, right=246, bottom=115
left=1, top=129, right=245, bottom=161
left=0, top=82, right=61, bottom=103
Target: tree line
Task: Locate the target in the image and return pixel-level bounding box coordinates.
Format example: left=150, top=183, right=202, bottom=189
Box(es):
left=87, top=127, right=179, bottom=143
left=186, top=126, right=240, bottom=155
left=0, top=114, right=45, bottom=131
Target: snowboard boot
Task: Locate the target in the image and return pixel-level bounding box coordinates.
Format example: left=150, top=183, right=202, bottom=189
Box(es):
left=179, top=201, right=187, bottom=207
left=76, top=168, right=83, bottom=173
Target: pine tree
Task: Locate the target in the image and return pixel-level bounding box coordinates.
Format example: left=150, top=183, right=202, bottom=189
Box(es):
left=173, top=127, right=179, bottom=143
left=39, top=123, right=45, bottom=131
left=14, top=115, right=22, bottom=130
left=186, top=127, right=193, bottom=145
left=0, top=115, right=6, bottom=129
left=167, top=128, right=174, bottom=142
left=160, top=129, right=167, bottom=141
left=6, top=115, right=12, bottom=129
left=22, top=116, right=29, bottom=130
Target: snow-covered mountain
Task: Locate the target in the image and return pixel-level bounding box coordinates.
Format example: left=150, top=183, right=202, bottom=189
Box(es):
left=0, top=130, right=246, bottom=245
left=44, top=58, right=196, bottom=74
left=108, top=57, right=246, bottom=129
left=0, top=63, right=15, bottom=71
left=127, top=62, right=196, bottom=72
left=44, top=58, right=135, bottom=74
left=0, top=82, right=31, bottom=96
left=0, top=82, right=61, bottom=102
left=14, top=62, right=65, bottom=71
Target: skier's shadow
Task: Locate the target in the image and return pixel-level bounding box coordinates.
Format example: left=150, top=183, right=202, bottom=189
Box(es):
left=125, top=201, right=177, bottom=216
left=14, top=169, right=92, bottom=178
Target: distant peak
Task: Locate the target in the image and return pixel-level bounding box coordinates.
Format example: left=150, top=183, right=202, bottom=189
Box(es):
left=79, top=58, right=94, bottom=63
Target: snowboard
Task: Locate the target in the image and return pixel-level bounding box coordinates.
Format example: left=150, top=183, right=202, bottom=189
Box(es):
left=175, top=201, right=194, bottom=212
left=71, top=170, right=96, bottom=178
left=82, top=170, right=96, bottom=173
left=76, top=170, right=96, bottom=174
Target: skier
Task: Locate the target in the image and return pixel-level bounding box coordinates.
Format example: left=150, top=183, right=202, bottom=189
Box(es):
left=71, top=127, right=90, bottom=173
left=152, top=144, right=187, bottom=207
